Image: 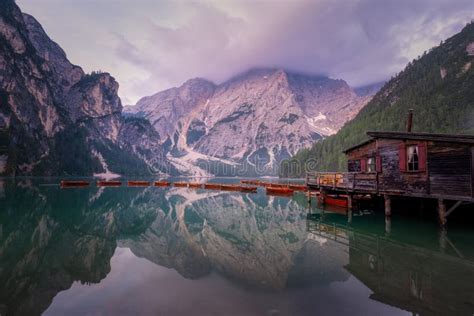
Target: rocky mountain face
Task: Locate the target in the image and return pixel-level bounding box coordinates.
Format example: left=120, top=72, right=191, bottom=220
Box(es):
left=0, top=1, right=167, bottom=176
left=125, top=68, right=374, bottom=176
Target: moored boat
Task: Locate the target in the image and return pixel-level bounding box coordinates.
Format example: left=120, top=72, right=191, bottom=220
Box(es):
left=204, top=183, right=221, bottom=190
left=288, top=184, right=307, bottom=191
left=173, top=182, right=188, bottom=187
left=60, top=180, right=90, bottom=188
left=266, top=186, right=294, bottom=196
left=97, top=180, right=121, bottom=187
left=220, top=184, right=241, bottom=191
left=240, top=186, right=258, bottom=193
left=188, top=182, right=202, bottom=189
left=318, top=194, right=348, bottom=208
left=268, top=183, right=288, bottom=188
left=241, top=180, right=260, bottom=185
left=128, top=180, right=150, bottom=187
left=154, top=181, right=170, bottom=187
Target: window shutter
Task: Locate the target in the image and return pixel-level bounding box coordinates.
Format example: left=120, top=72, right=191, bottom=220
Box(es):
left=399, top=144, right=407, bottom=171
left=361, top=159, right=367, bottom=172
left=376, top=155, right=382, bottom=172
left=418, top=143, right=427, bottom=171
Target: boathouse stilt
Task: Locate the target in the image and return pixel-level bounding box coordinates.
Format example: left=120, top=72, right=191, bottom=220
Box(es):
left=438, top=199, right=447, bottom=227
left=384, top=195, right=392, bottom=217
left=347, top=195, right=353, bottom=211
left=385, top=216, right=392, bottom=235
left=438, top=228, right=447, bottom=253
left=319, top=190, right=326, bottom=206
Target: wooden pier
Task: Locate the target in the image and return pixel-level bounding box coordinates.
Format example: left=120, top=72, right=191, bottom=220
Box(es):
left=306, top=130, right=474, bottom=225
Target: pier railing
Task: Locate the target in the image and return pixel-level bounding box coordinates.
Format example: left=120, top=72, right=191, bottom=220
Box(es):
left=306, top=171, right=378, bottom=192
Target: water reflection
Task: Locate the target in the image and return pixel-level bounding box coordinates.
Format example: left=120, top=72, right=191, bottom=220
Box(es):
left=307, top=213, right=474, bottom=315
left=0, top=179, right=473, bottom=315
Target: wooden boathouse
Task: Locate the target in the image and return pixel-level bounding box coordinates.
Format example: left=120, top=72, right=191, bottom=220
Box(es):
left=306, top=127, right=474, bottom=225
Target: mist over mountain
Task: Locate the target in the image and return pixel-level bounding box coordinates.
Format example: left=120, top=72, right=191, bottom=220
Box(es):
left=280, top=21, right=474, bottom=177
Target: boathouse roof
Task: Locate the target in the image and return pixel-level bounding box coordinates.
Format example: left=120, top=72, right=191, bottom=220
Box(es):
left=343, top=131, right=474, bottom=153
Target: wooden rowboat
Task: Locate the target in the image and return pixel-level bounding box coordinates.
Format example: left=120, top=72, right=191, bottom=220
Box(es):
left=288, top=184, right=307, bottom=191
left=128, top=181, right=150, bottom=187
left=60, top=180, right=90, bottom=188
left=220, top=184, right=241, bottom=191
left=174, top=182, right=188, bottom=187
left=241, top=180, right=260, bottom=185
left=266, top=187, right=294, bottom=196
left=240, top=186, right=258, bottom=193
left=268, top=183, right=288, bottom=188
left=97, top=180, right=121, bottom=187
left=204, top=183, right=221, bottom=190
left=154, top=181, right=170, bottom=187
left=318, top=194, right=348, bottom=208
left=188, top=182, right=202, bottom=189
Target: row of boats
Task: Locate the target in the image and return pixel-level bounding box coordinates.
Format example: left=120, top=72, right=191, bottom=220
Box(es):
left=59, top=179, right=308, bottom=196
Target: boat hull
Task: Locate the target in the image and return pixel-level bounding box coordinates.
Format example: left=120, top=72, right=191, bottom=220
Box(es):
left=266, top=187, right=294, bottom=196
left=318, top=195, right=348, bottom=208
left=128, top=181, right=150, bottom=187
left=240, top=186, right=258, bottom=193
left=174, top=182, right=188, bottom=187
left=97, top=181, right=121, bottom=187
left=60, top=180, right=90, bottom=188
left=154, top=181, right=170, bottom=187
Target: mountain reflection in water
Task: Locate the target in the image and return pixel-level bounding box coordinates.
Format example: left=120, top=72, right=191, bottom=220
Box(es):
left=0, top=179, right=473, bottom=316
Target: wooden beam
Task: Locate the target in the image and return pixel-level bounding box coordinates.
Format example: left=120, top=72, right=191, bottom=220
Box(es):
left=445, top=201, right=463, bottom=218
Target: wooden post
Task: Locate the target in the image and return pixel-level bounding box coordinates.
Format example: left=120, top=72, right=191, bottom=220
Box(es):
left=320, top=189, right=326, bottom=206
left=438, top=227, right=447, bottom=253
left=347, top=209, right=352, bottom=224
left=385, top=216, right=392, bottom=235
left=438, top=199, right=447, bottom=227
left=347, top=194, right=353, bottom=211
left=384, top=195, right=391, bottom=217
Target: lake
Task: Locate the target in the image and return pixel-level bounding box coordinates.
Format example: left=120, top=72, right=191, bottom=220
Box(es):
left=1, top=178, right=473, bottom=315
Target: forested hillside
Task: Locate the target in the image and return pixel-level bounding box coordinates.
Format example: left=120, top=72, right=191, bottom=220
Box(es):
left=280, top=21, right=474, bottom=177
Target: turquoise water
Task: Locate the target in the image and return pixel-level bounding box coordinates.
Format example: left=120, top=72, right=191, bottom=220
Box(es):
left=1, top=178, right=473, bottom=315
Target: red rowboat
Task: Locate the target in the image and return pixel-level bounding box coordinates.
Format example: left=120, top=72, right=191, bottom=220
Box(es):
left=318, top=194, right=348, bottom=208
left=268, top=183, right=288, bottom=188
left=154, top=181, right=170, bottom=187
left=288, top=184, right=307, bottom=191
left=174, top=182, right=188, bottom=187
left=241, top=180, right=260, bottom=185
left=220, top=184, right=241, bottom=191
left=240, top=186, right=258, bottom=193
left=128, top=181, right=150, bottom=187
left=204, top=183, right=221, bottom=190
left=97, top=180, right=121, bottom=187
left=60, top=180, right=90, bottom=188
left=266, top=187, right=294, bottom=196
left=188, top=182, right=202, bottom=189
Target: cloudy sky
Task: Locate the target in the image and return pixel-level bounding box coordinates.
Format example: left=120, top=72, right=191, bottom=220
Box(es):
left=17, top=0, right=474, bottom=105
